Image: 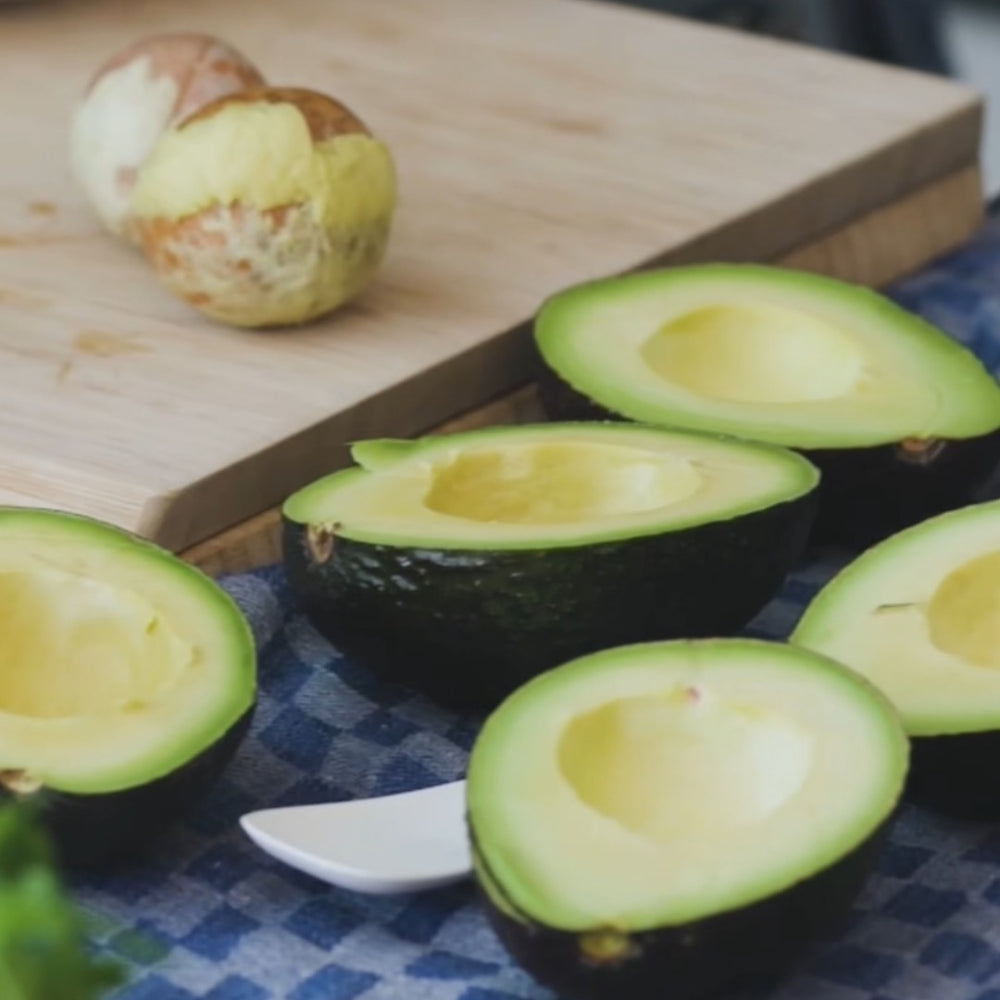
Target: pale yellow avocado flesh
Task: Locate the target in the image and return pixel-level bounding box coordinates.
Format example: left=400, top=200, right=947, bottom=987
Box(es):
left=536, top=265, right=1000, bottom=448
left=0, top=511, right=254, bottom=793
left=641, top=302, right=864, bottom=404
left=422, top=442, right=702, bottom=525
left=0, top=569, right=192, bottom=719
left=467, top=640, right=906, bottom=931
left=793, top=500, right=1000, bottom=735
left=282, top=423, right=818, bottom=548
left=559, top=688, right=813, bottom=842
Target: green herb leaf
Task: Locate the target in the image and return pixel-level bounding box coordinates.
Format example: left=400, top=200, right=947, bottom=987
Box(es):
left=0, top=804, right=125, bottom=999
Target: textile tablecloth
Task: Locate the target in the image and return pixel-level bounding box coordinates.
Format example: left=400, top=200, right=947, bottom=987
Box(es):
left=79, top=206, right=1000, bottom=1000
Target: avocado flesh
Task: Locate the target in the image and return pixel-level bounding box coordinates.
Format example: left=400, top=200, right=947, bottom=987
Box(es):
left=467, top=639, right=907, bottom=932
left=0, top=509, right=255, bottom=796
left=535, top=264, right=1000, bottom=450
left=792, top=499, right=1000, bottom=737
left=283, top=421, right=818, bottom=547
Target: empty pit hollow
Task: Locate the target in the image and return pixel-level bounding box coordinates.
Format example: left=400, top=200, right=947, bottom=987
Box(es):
left=423, top=441, right=702, bottom=524
left=558, top=687, right=813, bottom=841
left=927, top=549, right=1000, bottom=668
left=0, top=569, right=191, bottom=719
left=640, top=302, right=864, bottom=404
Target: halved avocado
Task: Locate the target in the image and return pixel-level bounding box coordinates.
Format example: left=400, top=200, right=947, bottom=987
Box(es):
left=282, top=422, right=818, bottom=709
left=466, top=638, right=908, bottom=1000
left=534, top=264, right=1000, bottom=546
left=792, top=497, right=1000, bottom=818
left=0, top=508, right=256, bottom=867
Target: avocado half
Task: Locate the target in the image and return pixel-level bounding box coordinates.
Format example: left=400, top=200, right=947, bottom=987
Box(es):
left=792, top=498, right=1000, bottom=818
left=466, top=638, right=908, bottom=1000
left=282, top=422, right=818, bottom=709
left=534, top=264, right=1000, bottom=546
left=0, top=508, right=256, bottom=867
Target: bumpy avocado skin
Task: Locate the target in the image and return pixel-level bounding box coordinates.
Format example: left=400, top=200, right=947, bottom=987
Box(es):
left=537, top=365, right=1000, bottom=548
left=282, top=493, right=816, bottom=710
left=905, top=731, right=1000, bottom=820
left=2, top=707, right=254, bottom=869
left=471, top=818, right=893, bottom=1000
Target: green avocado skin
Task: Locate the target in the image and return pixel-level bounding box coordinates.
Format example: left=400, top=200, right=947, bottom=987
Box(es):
left=905, top=731, right=1000, bottom=820
left=471, top=817, right=893, bottom=1000
left=282, top=494, right=816, bottom=710
left=537, top=365, right=1000, bottom=548
left=0, top=707, right=254, bottom=870
left=805, top=434, right=1000, bottom=547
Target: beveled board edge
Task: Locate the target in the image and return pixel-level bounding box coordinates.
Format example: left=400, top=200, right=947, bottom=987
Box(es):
left=179, top=164, right=986, bottom=578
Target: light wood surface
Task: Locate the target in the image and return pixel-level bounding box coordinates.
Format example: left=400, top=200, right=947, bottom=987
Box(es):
left=181, top=166, right=987, bottom=577
left=0, top=0, right=984, bottom=553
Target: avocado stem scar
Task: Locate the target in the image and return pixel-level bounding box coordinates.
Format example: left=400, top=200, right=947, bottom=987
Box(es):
left=306, top=523, right=340, bottom=564
left=897, top=438, right=946, bottom=465
left=579, top=927, right=639, bottom=966
left=0, top=769, right=42, bottom=794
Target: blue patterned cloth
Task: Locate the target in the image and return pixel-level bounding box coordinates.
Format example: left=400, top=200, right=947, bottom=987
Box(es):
left=78, top=206, right=1000, bottom=1000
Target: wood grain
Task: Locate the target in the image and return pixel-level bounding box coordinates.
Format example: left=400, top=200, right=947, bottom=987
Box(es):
left=779, top=166, right=984, bottom=286
left=0, top=0, right=984, bottom=552
left=181, top=166, right=986, bottom=577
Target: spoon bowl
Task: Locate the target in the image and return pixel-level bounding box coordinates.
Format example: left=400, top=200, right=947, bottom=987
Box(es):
left=240, top=780, right=472, bottom=894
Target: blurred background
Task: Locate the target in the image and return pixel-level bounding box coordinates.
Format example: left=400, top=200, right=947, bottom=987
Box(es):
left=625, top=0, right=1000, bottom=196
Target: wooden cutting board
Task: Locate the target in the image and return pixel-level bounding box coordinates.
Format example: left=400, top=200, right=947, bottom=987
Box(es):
left=0, top=0, right=985, bottom=556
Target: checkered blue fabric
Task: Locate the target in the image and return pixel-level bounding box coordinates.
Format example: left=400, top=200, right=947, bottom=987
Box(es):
left=78, top=206, right=1000, bottom=1000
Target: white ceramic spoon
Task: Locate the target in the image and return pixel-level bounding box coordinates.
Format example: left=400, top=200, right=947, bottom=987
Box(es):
left=239, top=780, right=472, bottom=894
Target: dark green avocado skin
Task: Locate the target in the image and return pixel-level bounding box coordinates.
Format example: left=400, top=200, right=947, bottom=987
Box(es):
left=471, top=817, right=893, bottom=1000
left=537, top=364, right=1000, bottom=549
left=1, top=707, right=254, bottom=870
left=806, top=433, right=1000, bottom=547
left=905, top=730, right=1000, bottom=820
left=282, top=493, right=816, bottom=711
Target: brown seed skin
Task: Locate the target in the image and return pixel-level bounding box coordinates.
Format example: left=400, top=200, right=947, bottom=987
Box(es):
left=70, top=33, right=266, bottom=242
left=181, top=85, right=371, bottom=140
